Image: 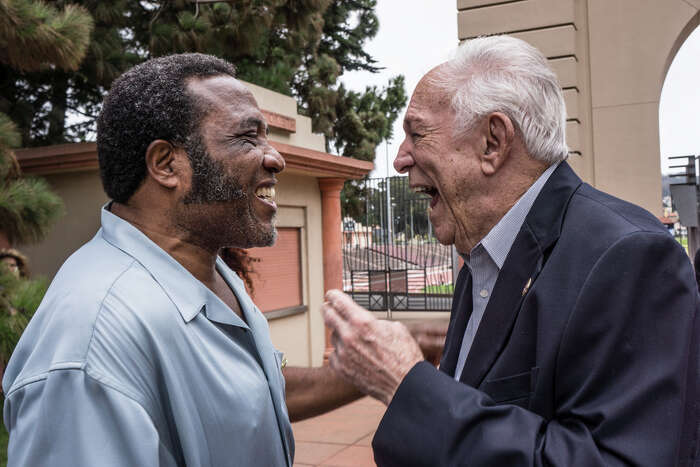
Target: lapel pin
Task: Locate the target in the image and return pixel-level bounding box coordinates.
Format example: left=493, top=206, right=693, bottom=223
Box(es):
left=522, top=278, right=532, bottom=297
left=281, top=357, right=288, bottom=369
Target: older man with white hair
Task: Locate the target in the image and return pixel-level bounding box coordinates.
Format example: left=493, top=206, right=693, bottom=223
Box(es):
left=323, top=35, right=699, bottom=466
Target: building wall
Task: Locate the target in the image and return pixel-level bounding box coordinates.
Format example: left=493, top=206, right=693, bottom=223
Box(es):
left=19, top=170, right=107, bottom=277
left=457, top=0, right=700, bottom=215
left=264, top=174, right=326, bottom=367
left=248, top=227, right=304, bottom=312
left=242, top=81, right=326, bottom=152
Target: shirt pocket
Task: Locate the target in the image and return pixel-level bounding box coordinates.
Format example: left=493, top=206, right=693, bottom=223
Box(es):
left=481, top=367, right=539, bottom=408
left=273, top=349, right=287, bottom=392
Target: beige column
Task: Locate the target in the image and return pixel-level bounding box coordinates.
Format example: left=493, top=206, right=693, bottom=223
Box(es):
left=318, top=177, right=346, bottom=360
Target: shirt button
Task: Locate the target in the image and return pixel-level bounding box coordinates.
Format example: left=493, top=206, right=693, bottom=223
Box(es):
left=479, top=289, right=489, bottom=298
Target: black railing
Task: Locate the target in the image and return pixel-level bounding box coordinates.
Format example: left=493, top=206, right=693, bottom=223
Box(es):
left=341, top=176, right=455, bottom=311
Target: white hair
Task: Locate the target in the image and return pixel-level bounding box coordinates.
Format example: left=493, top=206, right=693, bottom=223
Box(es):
left=431, top=35, right=569, bottom=164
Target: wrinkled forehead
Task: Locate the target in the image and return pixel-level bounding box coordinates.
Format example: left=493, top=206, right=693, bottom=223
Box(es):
left=188, top=75, right=258, bottom=110
left=408, top=68, right=452, bottom=114
left=405, top=75, right=453, bottom=126
left=186, top=75, right=263, bottom=127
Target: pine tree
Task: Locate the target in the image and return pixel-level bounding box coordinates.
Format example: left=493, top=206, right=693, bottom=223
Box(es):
left=1, top=0, right=406, bottom=166
left=0, top=0, right=93, bottom=371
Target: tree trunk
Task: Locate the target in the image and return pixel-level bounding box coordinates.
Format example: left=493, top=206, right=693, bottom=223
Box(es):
left=0, top=231, right=10, bottom=250
left=47, top=73, right=68, bottom=144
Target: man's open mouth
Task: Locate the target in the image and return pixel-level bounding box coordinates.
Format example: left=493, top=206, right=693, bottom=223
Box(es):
left=255, top=184, right=277, bottom=208
left=412, top=185, right=440, bottom=208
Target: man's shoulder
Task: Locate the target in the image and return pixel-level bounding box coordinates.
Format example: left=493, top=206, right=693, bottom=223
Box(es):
left=49, top=232, right=181, bottom=323
left=568, top=183, right=666, bottom=237
left=536, top=182, right=681, bottom=289
left=3, top=234, right=178, bottom=395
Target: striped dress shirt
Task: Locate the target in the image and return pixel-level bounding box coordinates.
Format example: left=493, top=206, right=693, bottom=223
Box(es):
left=454, top=162, right=559, bottom=380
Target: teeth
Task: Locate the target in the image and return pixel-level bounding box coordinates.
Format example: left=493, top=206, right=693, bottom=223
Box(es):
left=255, top=186, right=276, bottom=200
left=412, top=186, right=433, bottom=194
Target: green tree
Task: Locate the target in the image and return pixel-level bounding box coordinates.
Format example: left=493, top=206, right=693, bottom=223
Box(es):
left=342, top=176, right=431, bottom=241
left=1, top=0, right=406, bottom=166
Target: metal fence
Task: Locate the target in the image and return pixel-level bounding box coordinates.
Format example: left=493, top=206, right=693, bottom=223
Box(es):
left=674, top=225, right=689, bottom=255
left=341, top=176, right=455, bottom=312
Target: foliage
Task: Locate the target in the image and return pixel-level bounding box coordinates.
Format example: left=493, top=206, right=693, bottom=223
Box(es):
left=0, top=0, right=88, bottom=406
left=0, top=265, right=47, bottom=367
left=333, top=76, right=406, bottom=160
left=0, top=114, right=20, bottom=180
left=343, top=176, right=431, bottom=240
left=1, top=421, right=6, bottom=466
left=0, top=0, right=93, bottom=72
left=0, top=177, right=64, bottom=246
left=423, top=284, right=455, bottom=294
left=1, top=0, right=406, bottom=165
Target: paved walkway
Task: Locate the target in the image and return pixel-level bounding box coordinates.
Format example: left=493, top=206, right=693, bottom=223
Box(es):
left=292, top=397, right=385, bottom=467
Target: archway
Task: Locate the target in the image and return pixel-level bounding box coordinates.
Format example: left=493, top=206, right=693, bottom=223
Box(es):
left=659, top=11, right=700, bottom=255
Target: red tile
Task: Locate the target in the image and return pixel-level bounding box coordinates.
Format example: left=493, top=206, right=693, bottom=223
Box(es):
left=320, top=445, right=376, bottom=467
left=292, top=397, right=384, bottom=445
left=355, top=432, right=375, bottom=446
left=294, top=442, right=347, bottom=465
left=291, top=397, right=384, bottom=465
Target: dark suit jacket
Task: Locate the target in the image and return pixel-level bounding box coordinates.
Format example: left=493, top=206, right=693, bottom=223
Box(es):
left=693, top=248, right=700, bottom=292
left=372, top=162, right=700, bottom=466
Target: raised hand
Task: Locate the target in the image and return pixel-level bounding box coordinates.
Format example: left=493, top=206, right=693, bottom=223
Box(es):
left=322, top=289, right=424, bottom=405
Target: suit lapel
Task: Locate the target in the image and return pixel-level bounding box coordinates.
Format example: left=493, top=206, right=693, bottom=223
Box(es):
left=458, top=225, right=541, bottom=386
left=440, top=266, right=472, bottom=377
left=456, top=161, right=583, bottom=387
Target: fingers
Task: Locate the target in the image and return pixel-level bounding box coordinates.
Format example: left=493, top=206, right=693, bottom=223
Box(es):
left=323, top=289, right=378, bottom=344
left=327, top=347, right=340, bottom=372
left=330, top=329, right=338, bottom=349
left=324, top=289, right=373, bottom=322
left=322, top=300, right=352, bottom=339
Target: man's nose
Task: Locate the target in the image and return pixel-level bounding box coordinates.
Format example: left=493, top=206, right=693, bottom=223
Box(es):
left=393, top=139, right=414, bottom=174
left=263, top=147, right=285, bottom=174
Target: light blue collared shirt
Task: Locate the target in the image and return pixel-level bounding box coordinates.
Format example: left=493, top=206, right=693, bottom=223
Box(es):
left=2, top=206, right=294, bottom=466
left=454, top=162, right=559, bottom=380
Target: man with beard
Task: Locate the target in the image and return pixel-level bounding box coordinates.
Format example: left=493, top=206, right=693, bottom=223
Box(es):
left=1, top=53, right=383, bottom=466
left=323, top=36, right=699, bottom=466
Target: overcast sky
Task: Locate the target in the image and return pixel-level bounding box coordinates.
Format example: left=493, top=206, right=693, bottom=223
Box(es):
left=659, top=25, right=700, bottom=174
left=340, top=0, right=458, bottom=177
left=340, top=1, right=700, bottom=178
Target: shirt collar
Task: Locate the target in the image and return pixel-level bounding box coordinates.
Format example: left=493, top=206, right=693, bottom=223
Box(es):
left=99, top=204, right=209, bottom=323
left=203, top=258, right=251, bottom=329
left=473, top=161, right=560, bottom=269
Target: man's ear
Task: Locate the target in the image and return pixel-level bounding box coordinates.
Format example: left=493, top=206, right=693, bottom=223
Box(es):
left=480, top=112, right=515, bottom=176
left=144, top=140, right=183, bottom=190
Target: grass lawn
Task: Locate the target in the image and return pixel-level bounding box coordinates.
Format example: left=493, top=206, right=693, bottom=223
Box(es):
left=423, top=284, right=455, bottom=294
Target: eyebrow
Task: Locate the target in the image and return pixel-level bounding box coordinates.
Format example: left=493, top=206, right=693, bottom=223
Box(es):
left=404, top=115, right=428, bottom=130
left=236, top=117, right=264, bottom=131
